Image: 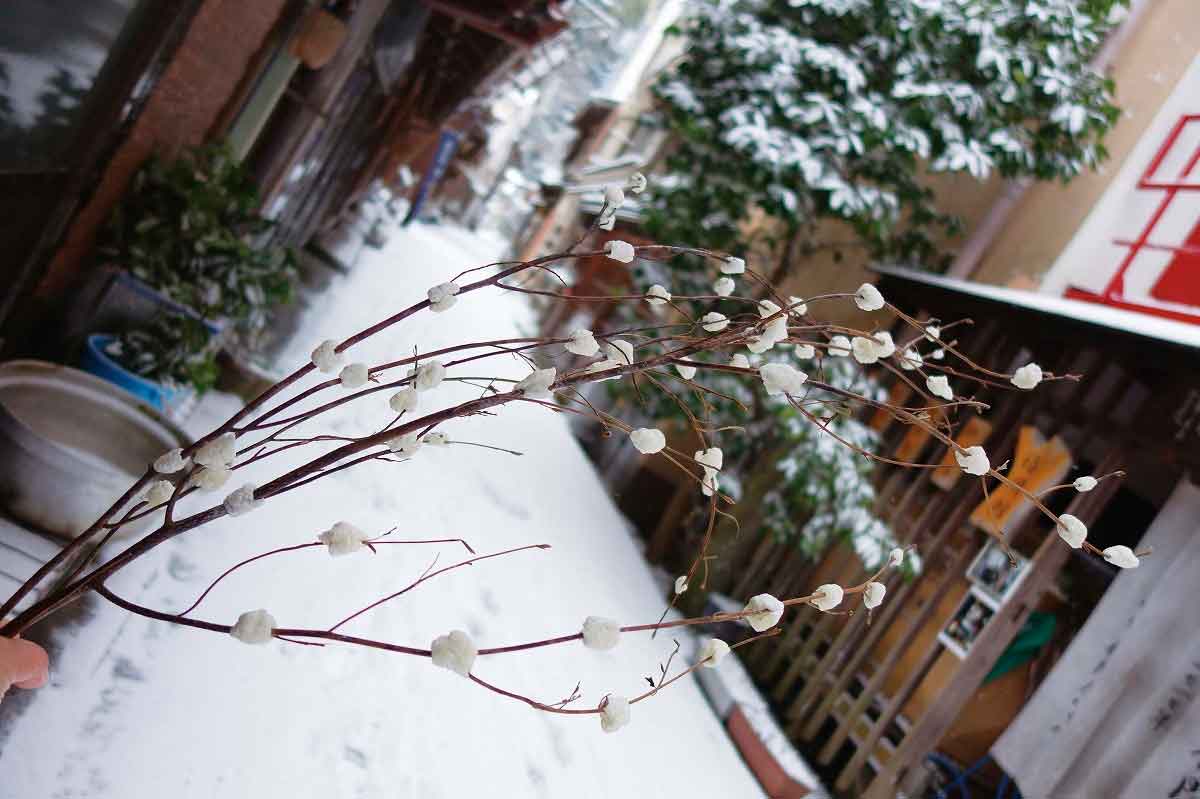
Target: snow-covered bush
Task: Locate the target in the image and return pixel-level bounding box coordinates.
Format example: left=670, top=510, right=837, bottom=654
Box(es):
left=761, top=359, right=914, bottom=571
left=649, top=0, right=1124, bottom=268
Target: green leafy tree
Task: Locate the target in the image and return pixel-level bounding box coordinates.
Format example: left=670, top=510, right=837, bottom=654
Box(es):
left=648, top=0, right=1124, bottom=273
left=604, top=0, right=1123, bottom=570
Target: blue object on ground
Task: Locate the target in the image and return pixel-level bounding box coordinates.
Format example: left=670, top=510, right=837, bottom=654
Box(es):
left=403, top=129, right=460, bottom=225
left=80, top=334, right=182, bottom=411
left=928, top=752, right=1023, bottom=799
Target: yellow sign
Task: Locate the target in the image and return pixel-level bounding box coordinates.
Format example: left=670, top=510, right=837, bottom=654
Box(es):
left=931, top=416, right=993, bottom=490
left=969, top=426, right=1072, bottom=535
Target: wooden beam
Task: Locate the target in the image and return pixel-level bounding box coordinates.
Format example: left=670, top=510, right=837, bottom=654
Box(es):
left=421, top=0, right=543, bottom=49
left=790, top=574, right=915, bottom=732
left=764, top=546, right=806, bottom=597
left=835, top=606, right=955, bottom=792
left=815, top=367, right=1046, bottom=768
left=732, top=535, right=779, bottom=600
left=792, top=572, right=883, bottom=718
left=786, top=405, right=1008, bottom=731
left=833, top=390, right=1100, bottom=789
left=744, top=544, right=825, bottom=671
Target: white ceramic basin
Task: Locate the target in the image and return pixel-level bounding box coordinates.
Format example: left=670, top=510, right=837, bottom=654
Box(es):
left=0, top=360, right=190, bottom=538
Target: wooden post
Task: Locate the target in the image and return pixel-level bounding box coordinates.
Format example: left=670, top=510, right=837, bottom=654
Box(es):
left=786, top=448, right=984, bottom=730
left=701, top=443, right=789, bottom=598
left=708, top=528, right=756, bottom=597
left=789, top=576, right=875, bottom=714
left=810, top=381, right=1035, bottom=766
left=765, top=547, right=804, bottom=596
left=863, top=538, right=1068, bottom=798
left=830, top=344, right=1081, bottom=789
left=745, top=543, right=826, bottom=672
left=762, top=592, right=831, bottom=682
left=732, top=536, right=780, bottom=600
left=835, top=604, right=957, bottom=792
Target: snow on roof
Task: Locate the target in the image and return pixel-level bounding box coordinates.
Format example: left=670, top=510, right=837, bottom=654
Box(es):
left=593, top=0, right=684, bottom=104
left=873, top=265, right=1200, bottom=352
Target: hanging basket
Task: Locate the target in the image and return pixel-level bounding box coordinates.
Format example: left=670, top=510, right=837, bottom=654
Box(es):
left=289, top=8, right=348, bottom=70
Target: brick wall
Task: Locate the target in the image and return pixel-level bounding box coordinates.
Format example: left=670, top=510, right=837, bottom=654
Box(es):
left=36, top=0, right=289, bottom=300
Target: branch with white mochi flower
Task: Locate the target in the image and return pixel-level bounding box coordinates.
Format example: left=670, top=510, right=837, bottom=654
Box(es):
left=88, top=520, right=906, bottom=729
left=0, top=172, right=1140, bottom=736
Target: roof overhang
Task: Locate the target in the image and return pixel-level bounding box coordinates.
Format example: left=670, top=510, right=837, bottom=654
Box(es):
left=872, top=265, right=1200, bottom=355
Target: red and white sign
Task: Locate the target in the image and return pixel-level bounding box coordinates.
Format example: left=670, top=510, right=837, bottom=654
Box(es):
left=1042, top=57, right=1200, bottom=326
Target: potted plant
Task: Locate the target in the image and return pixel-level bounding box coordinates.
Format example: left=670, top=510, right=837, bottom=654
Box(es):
left=81, top=143, right=295, bottom=410
left=80, top=313, right=219, bottom=417
left=99, top=142, right=296, bottom=332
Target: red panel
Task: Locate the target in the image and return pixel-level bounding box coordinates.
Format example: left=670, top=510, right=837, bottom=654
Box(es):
left=1067, top=114, right=1200, bottom=326
left=1151, top=216, right=1200, bottom=306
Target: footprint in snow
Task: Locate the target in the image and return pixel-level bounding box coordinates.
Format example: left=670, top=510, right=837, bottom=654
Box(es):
left=470, top=469, right=530, bottom=520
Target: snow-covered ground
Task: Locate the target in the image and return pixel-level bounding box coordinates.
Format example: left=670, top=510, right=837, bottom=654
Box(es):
left=0, top=223, right=765, bottom=798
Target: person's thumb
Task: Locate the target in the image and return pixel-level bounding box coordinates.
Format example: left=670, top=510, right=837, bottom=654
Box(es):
left=1, top=636, right=49, bottom=692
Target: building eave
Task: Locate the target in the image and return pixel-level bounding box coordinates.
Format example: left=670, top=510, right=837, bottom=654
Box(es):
left=872, top=265, right=1200, bottom=354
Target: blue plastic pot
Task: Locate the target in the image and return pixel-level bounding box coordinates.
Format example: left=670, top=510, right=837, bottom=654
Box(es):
left=79, top=334, right=185, bottom=412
